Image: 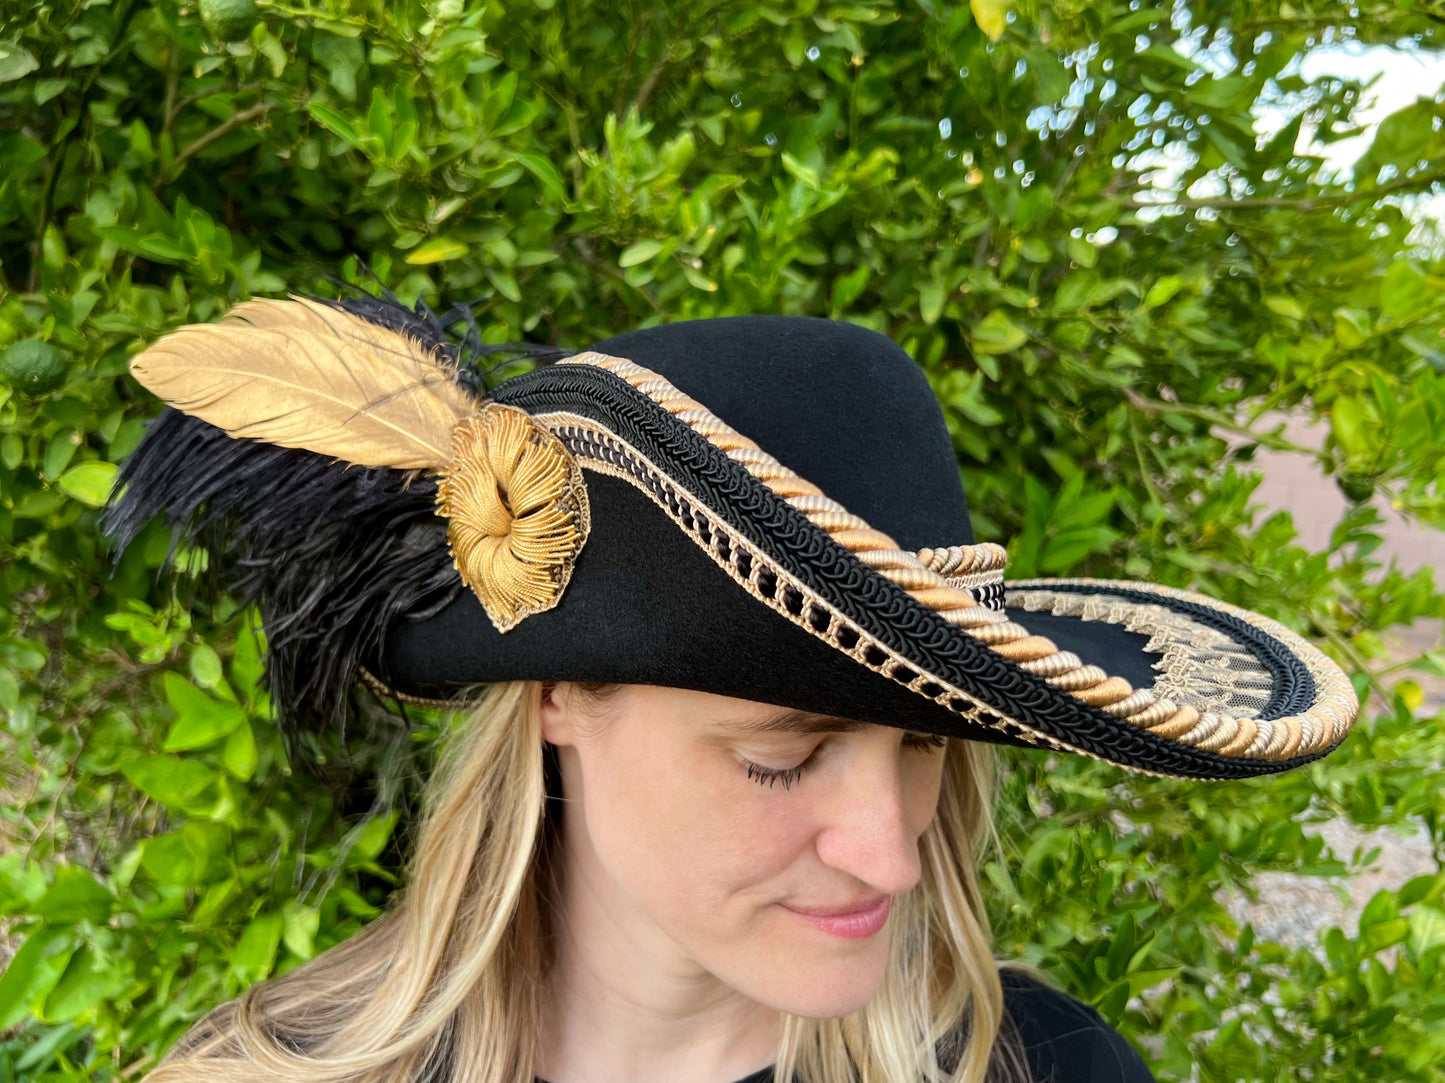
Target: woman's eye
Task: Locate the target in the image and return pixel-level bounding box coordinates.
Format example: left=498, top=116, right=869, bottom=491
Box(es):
left=743, top=757, right=810, bottom=790
left=907, top=732, right=947, bottom=753
left=741, top=745, right=816, bottom=790
left=741, top=733, right=945, bottom=790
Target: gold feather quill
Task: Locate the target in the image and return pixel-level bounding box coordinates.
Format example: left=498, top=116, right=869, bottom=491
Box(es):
left=128, top=295, right=478, bottom=469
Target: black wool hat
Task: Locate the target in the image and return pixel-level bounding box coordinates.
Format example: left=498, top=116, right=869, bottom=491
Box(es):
left=101, top=291, right=1359, bottom=781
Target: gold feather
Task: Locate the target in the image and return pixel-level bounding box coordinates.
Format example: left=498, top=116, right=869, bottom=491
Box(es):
left=127, top=294, right=478, bottom=469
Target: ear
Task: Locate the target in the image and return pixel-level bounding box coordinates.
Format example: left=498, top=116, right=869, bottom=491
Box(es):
left=538, top=681, right=579, bottom=747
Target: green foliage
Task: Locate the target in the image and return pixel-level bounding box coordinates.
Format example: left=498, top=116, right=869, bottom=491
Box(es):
left=2, top=0, right=1444, bottom=1080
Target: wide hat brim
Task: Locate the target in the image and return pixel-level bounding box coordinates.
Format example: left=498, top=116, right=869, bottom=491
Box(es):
left=105, top=297, right=1358, bottom=781
left=376, top=324, right=1357, bottom=781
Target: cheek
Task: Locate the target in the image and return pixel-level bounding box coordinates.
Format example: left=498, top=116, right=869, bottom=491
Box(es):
left=903, top=749, right=947, bottom=837
left=580, top=731, right=816, bottom=921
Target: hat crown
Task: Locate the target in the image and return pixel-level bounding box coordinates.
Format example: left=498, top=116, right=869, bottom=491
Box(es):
left=588, top=315, right=973, bottom=550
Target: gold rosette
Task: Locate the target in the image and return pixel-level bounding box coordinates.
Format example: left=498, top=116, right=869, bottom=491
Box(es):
left=436, top=403, right=591, bottom=632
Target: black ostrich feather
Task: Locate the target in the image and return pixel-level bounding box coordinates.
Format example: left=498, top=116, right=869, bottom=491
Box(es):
left=100, top=284, right=570, bottom=762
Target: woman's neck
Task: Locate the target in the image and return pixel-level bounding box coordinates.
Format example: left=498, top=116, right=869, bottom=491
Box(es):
left=536, top=835, right=781, bottom=1083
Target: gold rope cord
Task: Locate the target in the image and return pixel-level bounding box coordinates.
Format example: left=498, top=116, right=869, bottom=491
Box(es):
left=556, top=353, right=1357, bottom=761
left=436, top=403, right=591, bottom=633
left=917, top=543, right=1008, bottom=608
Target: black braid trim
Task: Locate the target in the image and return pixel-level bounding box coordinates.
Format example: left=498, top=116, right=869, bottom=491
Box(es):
left=1018, top=583, right=1314, bottom=722
left=491, top=368, right=1337, bottom=779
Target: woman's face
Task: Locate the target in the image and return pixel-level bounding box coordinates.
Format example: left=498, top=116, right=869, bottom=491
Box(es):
left=539, top=683, right=949, bottom=1018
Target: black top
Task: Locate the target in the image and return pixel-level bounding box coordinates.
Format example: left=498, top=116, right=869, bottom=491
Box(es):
left=536, top=969, right=1156, bottom=1083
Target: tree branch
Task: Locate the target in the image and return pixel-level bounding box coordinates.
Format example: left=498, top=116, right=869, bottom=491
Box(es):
left=156, top=101, right=275, bottom=189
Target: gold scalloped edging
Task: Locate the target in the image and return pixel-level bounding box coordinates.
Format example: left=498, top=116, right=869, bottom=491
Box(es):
left=554, top=353, right=1355, bottom=762
left=1007, top=579, right=1358, bottom=760
left=1008, top=589, right=1276, bottom=718
left=436, top=403, right=591, bottom=633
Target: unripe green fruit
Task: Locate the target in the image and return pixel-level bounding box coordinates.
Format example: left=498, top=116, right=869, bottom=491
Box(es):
left=1337, top=474, right=1376, bottom=504
left=199, top=0, right=258, bottom=42
left=0, top=339, right=67, bottom=395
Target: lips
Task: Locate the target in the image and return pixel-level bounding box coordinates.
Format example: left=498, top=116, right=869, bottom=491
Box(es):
left=782, top=895, right=892, bottom=939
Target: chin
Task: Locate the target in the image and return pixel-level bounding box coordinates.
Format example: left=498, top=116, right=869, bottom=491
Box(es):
left=738, top=939, right=892, bottom=1019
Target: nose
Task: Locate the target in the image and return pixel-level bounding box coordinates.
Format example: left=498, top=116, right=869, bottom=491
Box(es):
left=812, top=750, right=923, bottom=897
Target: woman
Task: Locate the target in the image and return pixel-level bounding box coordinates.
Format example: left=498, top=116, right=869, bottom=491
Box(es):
left=102, top=290, right=1359, bottom=1083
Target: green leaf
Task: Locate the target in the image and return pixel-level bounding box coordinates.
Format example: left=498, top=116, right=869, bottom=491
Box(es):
left=1066, top=237, right=1097, bottom=269
left=346, top=810, right=399, bottom=864
left=283, top=900, right=321, bottom=960
left=35, top=867, right=113, bottom=924
left=16, top=1022, right=81, bottom=1072
left=1186, top=76, right=1246, bottom=110
left=122, top=755, right=217, bottom=808
left=0, top=665, right=19, bottom=712
left=619, top=239, right=664, bottom=268
left=970, top=0, right=1009, bottom=40
left=0, top=853, right=45, bottom=913
left=780, top=151, right=822, bottom=189
left=189, top=642, right=225, bottom=689
left=831, top=265, right=871, bottom=311
left=140, top=823, right=222, bottom=885
left=42, top=947, right=126, bottom=1020
left=513, top=152, right=569, bottom=204
left=0, top=44, right=39, bottom=82
left=1331, top=395, right=1373, bottom=462
left=1381, top=260, right=1428, bottom=321
left=405, top=238, right=469, bottom=265
left=306, top=102, right=361, bottom=147
left=485, top=265, right=522, bottom=302
left=1027, top=50, right=1070, bottom=102
left=233, top=910, right=284, bottom=981
left=1055, top=272, right=1096, bottom=312
left=1334, top=307, right=1370, bottom=348
left=1105, top=913, right=1138, bottom=980
left=1409, top=904, right=1445, bottom=954
left=919, top=282, right=945, bottom=325
left=222, top=720, right=258, bottom=780
left=1203, top=125, right=1250, bottom=171
left=0, top=929, right=73, bottom=1029
left=43, top=432, right=78, bottom=480
left=1040, top=524, right=1121, bottom=572
left=1263, top=295, right=1304, bottom=321
left=56, top=461, right=116, bottom=506
left=1018, top=238, right=1051, bottom=263
left=972, top=310, right=1028, bottom=355
left=2, top=432, right=23, bottom=469
left=162, top=671, right=246, bottom=751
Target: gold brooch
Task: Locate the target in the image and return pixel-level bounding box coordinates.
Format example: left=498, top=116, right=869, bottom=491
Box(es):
left=436, top=403, right=591, bottom=632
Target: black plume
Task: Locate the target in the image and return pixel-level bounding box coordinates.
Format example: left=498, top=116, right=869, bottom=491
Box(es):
left=100, top=285, right=568, bottom=763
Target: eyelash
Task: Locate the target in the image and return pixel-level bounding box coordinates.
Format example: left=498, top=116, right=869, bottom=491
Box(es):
left=743, top=733, right=947, bottom=791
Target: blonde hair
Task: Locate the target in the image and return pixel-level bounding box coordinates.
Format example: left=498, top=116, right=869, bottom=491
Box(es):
left=149, top=680, right=1023, bottom=1083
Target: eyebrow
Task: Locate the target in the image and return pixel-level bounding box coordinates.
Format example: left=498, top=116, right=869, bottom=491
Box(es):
left=721, top=708, right=868, bottom=735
